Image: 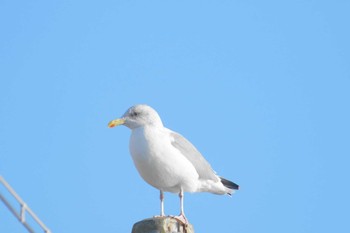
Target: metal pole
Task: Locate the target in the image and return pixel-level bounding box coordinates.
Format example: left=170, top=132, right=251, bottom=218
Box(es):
left=0, top=175, right=51, bottom=233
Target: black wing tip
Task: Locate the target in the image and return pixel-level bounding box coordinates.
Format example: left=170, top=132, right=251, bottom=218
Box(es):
left=220, top=177, right=239, bottom=190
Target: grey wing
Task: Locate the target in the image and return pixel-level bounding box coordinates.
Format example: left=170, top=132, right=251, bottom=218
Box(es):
left=169, top=130, right=219, bottom=182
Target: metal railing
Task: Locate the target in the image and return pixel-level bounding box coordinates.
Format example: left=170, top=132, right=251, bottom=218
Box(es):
left=0, top=175, right=51, bottom=233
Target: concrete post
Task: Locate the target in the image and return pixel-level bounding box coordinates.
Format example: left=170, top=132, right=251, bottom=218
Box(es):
left=131, top=217, right=194, bottom=233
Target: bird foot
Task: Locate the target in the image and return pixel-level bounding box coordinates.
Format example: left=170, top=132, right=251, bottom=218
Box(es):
left=170, top=214, right=188, bottom=226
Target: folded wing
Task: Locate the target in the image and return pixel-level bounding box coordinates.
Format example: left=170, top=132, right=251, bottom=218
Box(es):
left=169, top=130, right=219, bottom=182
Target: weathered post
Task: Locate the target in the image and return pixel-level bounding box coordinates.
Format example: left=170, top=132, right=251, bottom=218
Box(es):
left=131, top=216, right=194, bottom=233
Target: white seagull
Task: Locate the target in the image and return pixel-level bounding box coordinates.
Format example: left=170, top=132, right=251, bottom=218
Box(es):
left=108, top=104, right=239, bottom=222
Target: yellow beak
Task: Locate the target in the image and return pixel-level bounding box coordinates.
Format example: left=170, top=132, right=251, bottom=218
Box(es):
left=108, top=118, right=126, bottom=128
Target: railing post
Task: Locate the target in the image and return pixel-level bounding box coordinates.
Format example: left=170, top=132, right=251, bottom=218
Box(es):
left=20, top=203, right=27, bottom=223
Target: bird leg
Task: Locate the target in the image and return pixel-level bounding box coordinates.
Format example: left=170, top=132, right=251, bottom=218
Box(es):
left=172, top=189, right=188, bottom=225
left=160, top=190, right=165, bottom=216
left=153, top=190, right=165, bottom=218
left=179, top=189, right=185, bottom=216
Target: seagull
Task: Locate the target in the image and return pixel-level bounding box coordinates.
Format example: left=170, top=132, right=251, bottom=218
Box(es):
left=108, top=104, right=239, bottom=222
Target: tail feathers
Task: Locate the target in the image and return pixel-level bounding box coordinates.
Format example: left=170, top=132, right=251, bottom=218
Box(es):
left=220, top=177, right=239, bottom=195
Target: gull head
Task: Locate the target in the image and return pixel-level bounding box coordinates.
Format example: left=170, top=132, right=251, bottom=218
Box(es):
left=108, top=104, right=163, bottom=129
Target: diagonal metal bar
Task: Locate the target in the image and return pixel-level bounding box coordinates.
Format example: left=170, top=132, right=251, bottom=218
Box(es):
left=0, top=175, right=51, bottom=233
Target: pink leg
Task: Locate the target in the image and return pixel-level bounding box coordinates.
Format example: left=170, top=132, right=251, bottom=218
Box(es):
left=160, top=190, right=165, bottom=216
left=173, top=189, right=188, bottom=225
left=179, top=189, right=185, bottom=216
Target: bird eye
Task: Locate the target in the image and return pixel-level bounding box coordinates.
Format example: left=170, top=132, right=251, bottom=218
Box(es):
left=131, top=111, right=138, bottom=117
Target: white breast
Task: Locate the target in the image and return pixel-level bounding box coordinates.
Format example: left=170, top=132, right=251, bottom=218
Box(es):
left=129, top=126, right=199, bottom=193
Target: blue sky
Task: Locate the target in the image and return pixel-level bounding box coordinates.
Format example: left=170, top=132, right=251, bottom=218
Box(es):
left=1, top=1, right=349, bottom=233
